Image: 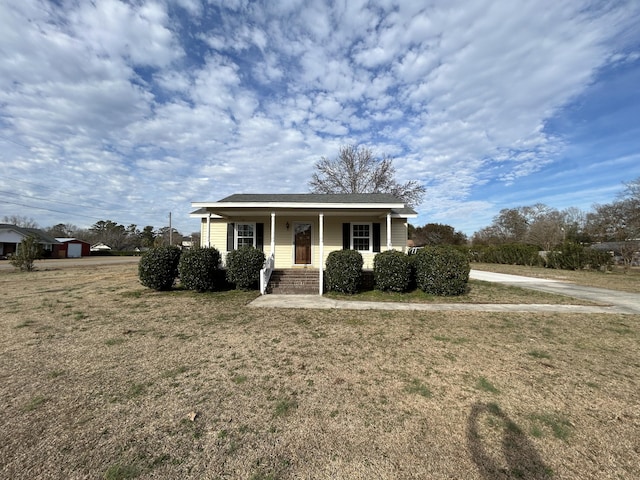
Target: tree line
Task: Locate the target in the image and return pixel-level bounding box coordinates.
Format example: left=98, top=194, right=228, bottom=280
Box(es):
left=1, top=216, right=199, bottom=251
left=412, top=177, right=639, bottom=268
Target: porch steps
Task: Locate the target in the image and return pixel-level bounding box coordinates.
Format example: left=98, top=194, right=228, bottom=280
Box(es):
left=267, top=269, right=320, bottom=294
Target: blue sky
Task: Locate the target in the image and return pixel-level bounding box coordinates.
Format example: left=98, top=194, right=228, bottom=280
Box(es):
left=1, top=0, right=639, bottom=237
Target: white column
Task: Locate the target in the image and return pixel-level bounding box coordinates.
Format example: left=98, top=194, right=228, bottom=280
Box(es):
left=270, top=212, right=276, bottom=256
left=319, top=213, right=324, bottom=295
left=386, top=213, right=392, bottom=250
left=206, top=214, right=211, bottom=247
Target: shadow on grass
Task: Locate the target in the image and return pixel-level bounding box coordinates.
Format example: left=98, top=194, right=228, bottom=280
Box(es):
left=467, top=402, right=552, bottom=479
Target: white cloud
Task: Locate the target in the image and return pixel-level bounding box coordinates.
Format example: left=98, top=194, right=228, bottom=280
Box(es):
left=0, top=0, right=638, bottom=235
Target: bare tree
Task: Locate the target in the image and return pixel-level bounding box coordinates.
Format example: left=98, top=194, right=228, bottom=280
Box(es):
left=47, top=223, right=78, bottom=238
left=2, top=215, right=38, bottom=228
left=309, top=145, right=426, bottom=207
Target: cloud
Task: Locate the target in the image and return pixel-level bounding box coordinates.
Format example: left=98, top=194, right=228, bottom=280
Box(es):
left=0, top=0, right=638, bottom=235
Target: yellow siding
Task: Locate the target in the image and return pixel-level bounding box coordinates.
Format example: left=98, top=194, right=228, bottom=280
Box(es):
left=200, top=214, right=408, bottom=270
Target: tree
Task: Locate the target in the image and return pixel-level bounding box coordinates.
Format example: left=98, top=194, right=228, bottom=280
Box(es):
left=2, top=215, right=38, bottom=228
left=155, top=227, right=182, bottom=247
left=309, top=145, right=426, bottom=207
left=89, top=220, right=128, bottom=250
left=411, top=223, right=467, bottom=246
left=140, top=226, right=156, bottom=248
left=9, top=235, right=41, bottom=272
left=47, top=223, right=78, bottom=238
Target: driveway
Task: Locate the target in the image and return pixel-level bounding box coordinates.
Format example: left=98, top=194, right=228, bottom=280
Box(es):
left=251, top=270, right=640, bottom=314
left=469, top=270, right=640, bottom=314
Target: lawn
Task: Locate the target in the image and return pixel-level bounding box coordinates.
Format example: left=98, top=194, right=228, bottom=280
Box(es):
left=1, top=263, right=638, bottom=479
left=472, top=262, right=640, bottom=293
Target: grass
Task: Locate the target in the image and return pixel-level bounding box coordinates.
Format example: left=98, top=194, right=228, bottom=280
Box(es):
left=475, top=376, right=500, bottom=394
left=472, top=262, right=640, bottom=293
left=326, top=279, right=601, bottom=305
left=0, top=262, right=638, bottom=479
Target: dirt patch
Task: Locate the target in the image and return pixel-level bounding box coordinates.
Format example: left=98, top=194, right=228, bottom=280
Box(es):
left=1, top=264, right=638, bottom=479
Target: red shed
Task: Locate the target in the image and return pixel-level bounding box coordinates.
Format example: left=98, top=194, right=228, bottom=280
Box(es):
left=54, top=238, right=91, bottom=258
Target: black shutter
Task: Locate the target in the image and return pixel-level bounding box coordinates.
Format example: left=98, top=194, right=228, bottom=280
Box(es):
left=226, top=223, right=235, bottom=251
left=373, top=223, right=381, bottom=252
left=342, top=223, right=350, bottom=249
left=256, top=223, right=264, bottom=251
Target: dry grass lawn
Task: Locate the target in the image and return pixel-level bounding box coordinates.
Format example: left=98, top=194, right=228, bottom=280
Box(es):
left=1, top=263, right=638, bottom=479
left=472, top=262, right=640, bottom=293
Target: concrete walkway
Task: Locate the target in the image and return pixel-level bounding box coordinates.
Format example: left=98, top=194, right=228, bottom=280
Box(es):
left=249, top=270, right=640, bottom=314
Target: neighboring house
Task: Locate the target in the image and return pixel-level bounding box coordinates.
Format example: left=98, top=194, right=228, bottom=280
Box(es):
left=0, top=224, right=60, bottom=258
left=190, top=193, right=417, bottom=294
left=55, top=238, right=91, bottom=258
left=90, top=242, right=112, bottom=252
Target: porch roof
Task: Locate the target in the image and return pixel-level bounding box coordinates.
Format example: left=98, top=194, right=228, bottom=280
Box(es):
left=191, top=193, right=418, bottom=219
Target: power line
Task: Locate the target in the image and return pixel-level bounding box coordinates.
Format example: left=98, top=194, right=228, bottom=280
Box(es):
left=0, top=199, right=106, bottom=221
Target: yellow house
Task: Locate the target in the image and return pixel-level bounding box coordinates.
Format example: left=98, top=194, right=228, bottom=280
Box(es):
left=190, top=193, right=417, bottom=294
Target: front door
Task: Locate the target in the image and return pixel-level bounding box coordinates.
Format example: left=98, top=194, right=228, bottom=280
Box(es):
left=294, top=223, right=312, bottom=265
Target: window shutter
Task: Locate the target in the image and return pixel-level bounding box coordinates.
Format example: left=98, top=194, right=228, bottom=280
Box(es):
left=373, top=223, right=381, bottom=252
left=226, top=223, right=235, bottom=251
left=256, top=223, right=264, bottom=251
left=342, top=223, right=350, bottom=249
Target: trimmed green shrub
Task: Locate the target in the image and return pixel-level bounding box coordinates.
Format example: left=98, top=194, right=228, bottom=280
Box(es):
left=325, top=249, right=363, bottom=294
left=138, top=246, right=181, bottom=291
left=373, top=250, right=411, bottom=292
left=471, top=244, right=541, bottom=266
left=226, top=246, right=266, bottom=290
left=546, top=242, right=586, bottom=270
left=585, top=248, right=613, bottom=271
left=178, top=247, right=222, bottom=292
left=414, top=246, right=470, bottom=296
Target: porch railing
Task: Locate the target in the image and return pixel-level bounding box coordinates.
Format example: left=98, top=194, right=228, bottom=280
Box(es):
left=259, top=252, right=275, bottom=295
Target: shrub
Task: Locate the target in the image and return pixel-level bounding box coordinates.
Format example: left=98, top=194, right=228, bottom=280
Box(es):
left=373, top=250, right=411, bottom=292
left=585, top=248, right=613, bottom=271
left=546, top=242, right=592, bottom=270
left=414, top=246, right=470, bottom=296
left=546, top=245, right=614, bottom=271
left=138, top=246, right=181, bottom=291
left=226, top=246, right=266, bottom=290
left=178, top=247, right=222, bottom=292
left=325, top=249, right=363, bottom=294
left=10, top=235, right=42, bottom=272
left=471, top=244, right=541, bottom=266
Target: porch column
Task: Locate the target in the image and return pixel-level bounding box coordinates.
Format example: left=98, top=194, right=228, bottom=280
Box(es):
left=386, top=213, right=392, bottom=250
left=206, top=213, right=211, bottom=247
left=270, top=212, right=276, bottom=255
left=319, top=213, right=324, bottom=295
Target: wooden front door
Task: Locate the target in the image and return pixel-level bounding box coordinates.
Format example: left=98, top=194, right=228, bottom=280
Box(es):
left=294, top=223, right=312, bottom=264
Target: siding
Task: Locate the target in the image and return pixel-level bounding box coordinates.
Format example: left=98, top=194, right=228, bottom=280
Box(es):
left=200, top=214, right=408, bottom=270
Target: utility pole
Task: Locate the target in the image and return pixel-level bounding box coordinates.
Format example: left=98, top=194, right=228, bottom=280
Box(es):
left=169, top=212, right=172, bottom=246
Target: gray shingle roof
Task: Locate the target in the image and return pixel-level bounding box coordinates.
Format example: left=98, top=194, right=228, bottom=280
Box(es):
left=218, top=193, right=406, bottom=204
left=0, top=224, right=60, bottom=244
left=191, top=193, right=418, bottom=216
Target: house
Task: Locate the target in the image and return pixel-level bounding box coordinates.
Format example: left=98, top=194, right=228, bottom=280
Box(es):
left=190, top=193, right=417, bottom=294
left=55, top=238, right=91, bottom=258
left=0, top=224, right=60, bottom=258
left=90, top=242, right=112, bottom=252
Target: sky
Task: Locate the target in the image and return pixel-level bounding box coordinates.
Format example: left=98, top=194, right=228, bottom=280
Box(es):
left=1, top=0, right=639, bottom=237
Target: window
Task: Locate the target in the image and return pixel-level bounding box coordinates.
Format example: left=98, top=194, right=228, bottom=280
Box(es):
left=352, top=223, right=371, bottom=252
left=236, top=223, right=255, bottom=248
